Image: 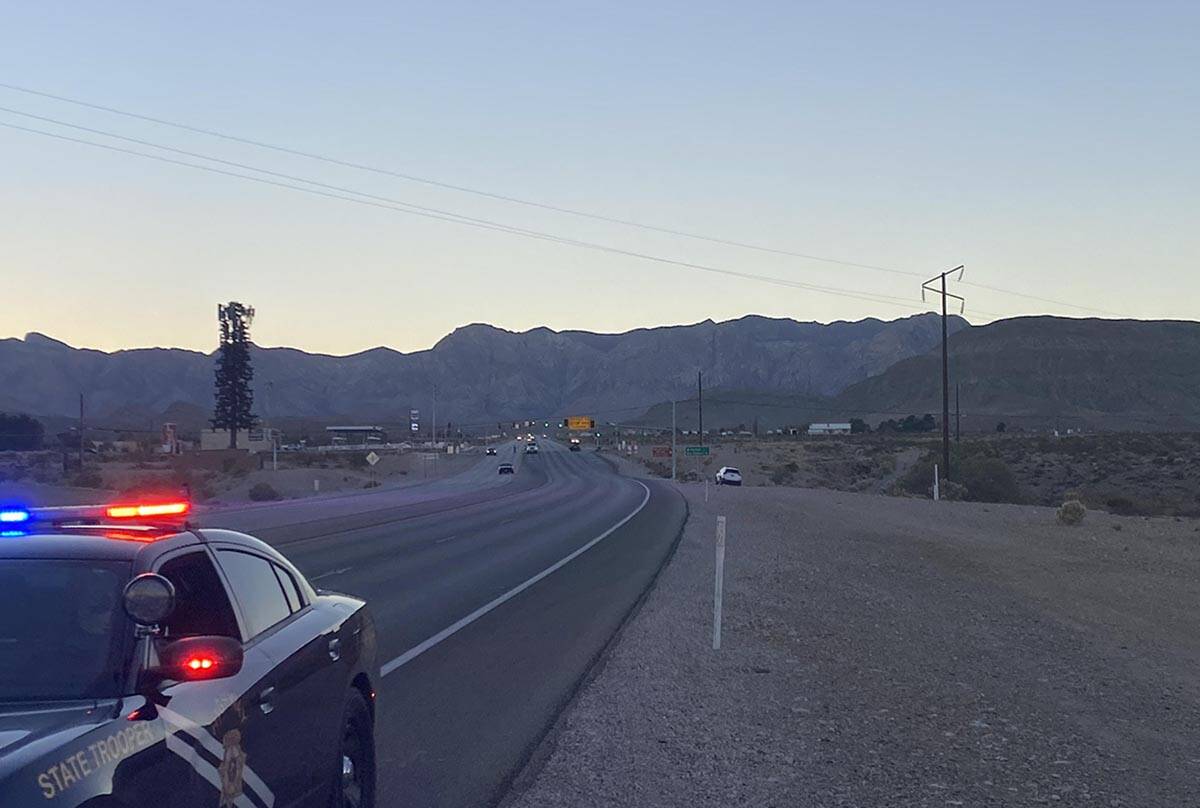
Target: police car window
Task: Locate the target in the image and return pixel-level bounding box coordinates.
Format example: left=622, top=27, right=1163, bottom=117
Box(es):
left=217, top=550, right=293, bottom=638
left=273, top=563, right=303, bottom=613
left=157, top=551, right=239, bottom=639
left=0, top=559, right=129, bottom=701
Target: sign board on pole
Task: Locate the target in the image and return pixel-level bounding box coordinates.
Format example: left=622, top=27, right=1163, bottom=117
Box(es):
left=365, top=451, right=380, bottom=466
left=410, top=409, right=420, bottom=434
left=651, top=446, right=672, bottom=458
left=684, top=446, right=710, bottom=456
left=566, top=416, right=595, bottom=431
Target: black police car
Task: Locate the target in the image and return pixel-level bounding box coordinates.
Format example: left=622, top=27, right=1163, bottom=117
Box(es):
left=0, top=501, right=378, bottom=808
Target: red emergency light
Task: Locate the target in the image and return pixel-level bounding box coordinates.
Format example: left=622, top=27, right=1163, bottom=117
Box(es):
left=106, top=501, right=190, bottom=520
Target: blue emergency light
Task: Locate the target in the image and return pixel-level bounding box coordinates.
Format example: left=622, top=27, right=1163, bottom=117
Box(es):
left=0, top=507, right=32, bottom=524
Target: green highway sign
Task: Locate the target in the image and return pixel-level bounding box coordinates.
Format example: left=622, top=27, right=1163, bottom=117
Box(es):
left=684, top=446, right=710, bottom=456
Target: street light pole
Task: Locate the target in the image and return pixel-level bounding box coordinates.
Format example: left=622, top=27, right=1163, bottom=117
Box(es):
left=671, top=400, right=677, bottom=481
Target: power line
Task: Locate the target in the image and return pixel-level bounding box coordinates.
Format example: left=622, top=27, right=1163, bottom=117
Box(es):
left=0, top=81, right=925, bottom=280
left=1, top=117, right=990, bottom=316
left=0, top=82, right=1124, bottom=317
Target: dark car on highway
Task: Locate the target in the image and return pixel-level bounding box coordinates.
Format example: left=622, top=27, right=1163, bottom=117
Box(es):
left=0, top=500, right=379, bottom=808
left=498, top=463, right=515, bottom=474
left=485, top=447, right=497, bottom=456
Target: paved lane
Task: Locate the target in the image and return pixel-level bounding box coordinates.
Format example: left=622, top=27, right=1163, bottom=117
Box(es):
left=199, top=441, right=687, bottom=807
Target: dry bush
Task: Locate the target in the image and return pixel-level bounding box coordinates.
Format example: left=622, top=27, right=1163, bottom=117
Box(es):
left=1057, top=499, right=1087, bottom=525
left=248, top=482, right=281, bottom=502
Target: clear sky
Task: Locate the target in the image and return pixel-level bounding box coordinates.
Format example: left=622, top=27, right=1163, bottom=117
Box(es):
left=1, top=1, right=1196, bottom=354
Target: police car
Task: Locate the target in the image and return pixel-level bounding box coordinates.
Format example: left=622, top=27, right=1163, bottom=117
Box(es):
left=0, top=500, right=378, bottom=808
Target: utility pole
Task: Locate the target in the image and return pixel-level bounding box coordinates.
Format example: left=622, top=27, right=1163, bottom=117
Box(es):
left=78, top=392, right=85, bottom=470
left=697, top=371, right=704, bottom=446
left=922, top=266, right=965, bottom=482
left=671, top=400, right=677, bottom=481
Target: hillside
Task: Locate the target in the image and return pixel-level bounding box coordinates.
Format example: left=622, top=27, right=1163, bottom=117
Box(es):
left=0, top=313, right=964, bottom=430
left=833, top=317, right=1200, bottom=431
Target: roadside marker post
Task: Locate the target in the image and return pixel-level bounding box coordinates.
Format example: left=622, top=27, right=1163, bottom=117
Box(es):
left=713, top=515, right=726, bottom=651
left=933, top=463, right=940, bottom=502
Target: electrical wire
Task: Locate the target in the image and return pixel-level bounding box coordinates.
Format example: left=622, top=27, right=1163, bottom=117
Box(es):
left=0, top=81, right=1123, bottom=317
left=1, top=117, right=986, bottom=316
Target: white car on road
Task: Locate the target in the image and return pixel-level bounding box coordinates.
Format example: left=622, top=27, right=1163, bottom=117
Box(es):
left=714, top=466, right=743, bottom=486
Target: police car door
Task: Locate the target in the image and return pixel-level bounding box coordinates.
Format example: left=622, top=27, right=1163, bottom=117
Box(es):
left=152, top=547, right=279, bottom=808
left=215, top=548, right=339, bottom=807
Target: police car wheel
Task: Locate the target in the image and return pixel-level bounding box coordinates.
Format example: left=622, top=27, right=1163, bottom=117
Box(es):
left=332, top=691, right=375, bottom=808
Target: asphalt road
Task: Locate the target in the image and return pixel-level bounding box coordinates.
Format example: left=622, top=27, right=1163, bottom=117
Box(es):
left=199, top=441, right=687, bottom=807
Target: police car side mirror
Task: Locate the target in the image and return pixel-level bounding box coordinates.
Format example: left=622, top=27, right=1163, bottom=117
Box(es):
left=157, top=636, right=244, bottom=682
left=123, top=573, right=176, bottom=625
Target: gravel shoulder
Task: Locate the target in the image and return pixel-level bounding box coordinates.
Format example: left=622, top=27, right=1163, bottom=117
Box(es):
left=508, top=484, right=1200, bottom=807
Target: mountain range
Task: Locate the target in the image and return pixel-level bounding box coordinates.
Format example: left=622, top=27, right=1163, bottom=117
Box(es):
left=3, top=313, right=1197, bottom=435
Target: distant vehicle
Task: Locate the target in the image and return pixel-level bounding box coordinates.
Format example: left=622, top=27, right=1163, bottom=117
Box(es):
left=525, top=443, right=538, bottom=454
left=715, top=466, right=743, bottom=486
left=0, top=499, right=378, bottom=808
left=485, top=447, right=497, bottom=455
left=498, top=463, right=515, bottom=474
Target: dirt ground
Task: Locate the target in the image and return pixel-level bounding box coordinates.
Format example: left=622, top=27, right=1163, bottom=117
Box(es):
left=0, top=447, right=479, bottom=506
left=619, top=432, right=1200, bottom=516
left=509, top=482, right=1200, bottom=807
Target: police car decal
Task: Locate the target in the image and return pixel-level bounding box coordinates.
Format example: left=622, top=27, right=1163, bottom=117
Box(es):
left=159, top=707, right=274, bottom=808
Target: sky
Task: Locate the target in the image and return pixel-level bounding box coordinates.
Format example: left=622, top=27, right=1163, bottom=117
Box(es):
left=1, top=1, right=1196, bottom=355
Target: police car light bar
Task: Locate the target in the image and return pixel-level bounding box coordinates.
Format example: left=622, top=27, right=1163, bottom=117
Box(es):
left=5, top=500, right=191, bottom=528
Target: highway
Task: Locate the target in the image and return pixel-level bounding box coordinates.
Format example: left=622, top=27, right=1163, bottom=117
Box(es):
left=199, top=440, right=687, bottom=807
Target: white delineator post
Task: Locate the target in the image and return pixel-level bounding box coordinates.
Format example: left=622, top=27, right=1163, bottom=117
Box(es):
left=713, top=515, right=726, bottom=651
left=933, top=463, right=940, bottom=502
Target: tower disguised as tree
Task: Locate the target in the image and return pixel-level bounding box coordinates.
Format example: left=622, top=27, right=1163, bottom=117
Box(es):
left=212, top=302, right=257, bottom=449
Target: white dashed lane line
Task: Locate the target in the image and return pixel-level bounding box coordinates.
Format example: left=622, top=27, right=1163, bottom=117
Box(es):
left=311, top=566, right=352, bottom=581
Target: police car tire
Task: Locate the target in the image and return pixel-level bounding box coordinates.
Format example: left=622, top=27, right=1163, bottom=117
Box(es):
left=331, top=690, right=376, bottom=808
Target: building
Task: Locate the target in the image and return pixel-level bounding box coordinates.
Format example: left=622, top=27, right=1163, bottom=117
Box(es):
left=200, top=428, right=281, bottom=453
left=326, top=425, right=388, bottom=446
left=808, top=422, right=852, bottom=436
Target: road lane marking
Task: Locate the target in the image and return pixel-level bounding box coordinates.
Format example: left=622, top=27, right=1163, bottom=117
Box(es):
left=435, top=535, right=457, bottom=544
left=380, top=480, right=652, bottom=677
left=311, top=566, right=352, bottom=581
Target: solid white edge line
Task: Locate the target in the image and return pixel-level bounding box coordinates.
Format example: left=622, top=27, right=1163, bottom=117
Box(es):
left=381, top=479, right=652, bottom=677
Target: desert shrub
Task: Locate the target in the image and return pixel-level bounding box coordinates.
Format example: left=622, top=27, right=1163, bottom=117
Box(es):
left=899, top=445, right=1022, bottom=504
left=248, top=482, right=281, bottom=502
left=1104, top=495, right=1138, bottom=516
left=958, top=456, right=1022, bottom=503
left=363, top=480, right=381, bottom=489
left=784, top=461, right=799, bottom=473
left=940, top=480, right=967, bottom=501
left=1057, top=499, right=1087, bottom=525
left=70, top=469, right=104, bottom=489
